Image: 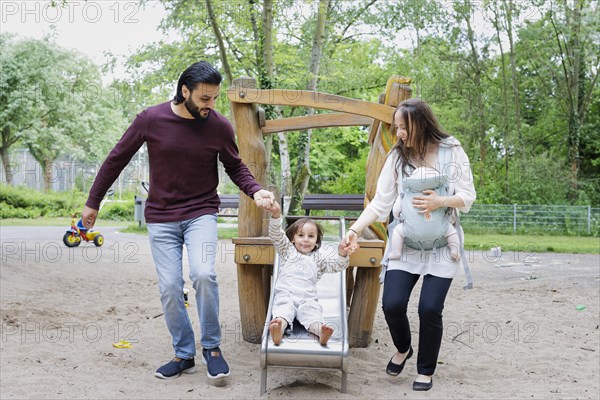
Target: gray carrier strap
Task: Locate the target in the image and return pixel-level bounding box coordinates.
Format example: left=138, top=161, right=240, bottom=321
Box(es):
left=455, top=211, right=473, bottom=290
left=442, top=140, right=473, bottom=289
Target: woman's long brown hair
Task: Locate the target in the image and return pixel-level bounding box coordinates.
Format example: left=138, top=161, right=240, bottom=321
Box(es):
left=391, top=98, right=450, bottom=177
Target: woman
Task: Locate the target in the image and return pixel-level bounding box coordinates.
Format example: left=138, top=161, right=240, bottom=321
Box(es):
left=343, top=98, right=476, bottom=391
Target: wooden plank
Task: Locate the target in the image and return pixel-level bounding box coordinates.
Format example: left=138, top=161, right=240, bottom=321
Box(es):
left=351, top=239, right=385, bottom=249
left=235, top=245, right=275, bottom=265
left=233, top=237, right=383, bottom=248
left=348, top=246, right=383, bottom=268
left=232, top=236, right=271, bottom=245
left=262, top=113, right=373, bottom=134
left=232, top=240, right=382, bottom=268
left=227, top=87, right=396, bottom=124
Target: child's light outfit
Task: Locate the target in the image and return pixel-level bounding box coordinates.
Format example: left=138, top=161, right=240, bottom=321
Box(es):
left=269, top=216, right=349, bottom=331
left=388, top=167, right=460, bottom=260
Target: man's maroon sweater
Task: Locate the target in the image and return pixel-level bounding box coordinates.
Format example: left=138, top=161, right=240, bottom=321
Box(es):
left=86, top=102, right=262, bottom=223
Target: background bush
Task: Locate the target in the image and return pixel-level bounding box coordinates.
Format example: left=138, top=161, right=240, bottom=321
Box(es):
left=0, top=185, right=134, bottom=220
left=101, top=201, right=134, bottom=221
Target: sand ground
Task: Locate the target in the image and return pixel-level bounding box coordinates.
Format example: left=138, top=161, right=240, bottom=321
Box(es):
left=1, top=226, right=599, bottom=399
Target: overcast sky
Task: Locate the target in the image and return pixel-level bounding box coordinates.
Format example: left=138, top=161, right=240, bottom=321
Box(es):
left=1, top=0, right=170, bottom=82
left=2, top=0, right=544, bottom=84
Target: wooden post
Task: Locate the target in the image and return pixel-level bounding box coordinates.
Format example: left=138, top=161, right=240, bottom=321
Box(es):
left=231, top=77, right=269, bottom=237
left=365, top=78, right=412, bottom=220
left=230, top=77, right=270, bottom=344
left=348, top=268, right=382, bottom=347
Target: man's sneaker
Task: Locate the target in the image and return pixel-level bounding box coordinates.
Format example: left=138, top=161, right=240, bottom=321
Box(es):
left=202, top=347, right=230, bottom=379
left=154, top=358, right=196, bottom=379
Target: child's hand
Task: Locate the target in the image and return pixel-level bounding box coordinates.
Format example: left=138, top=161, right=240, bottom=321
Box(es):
left=340, top=230, right=360, bottom=255
left=270, top=200, right=281, bottom=218
left=338, top=241, right=349, bottom=257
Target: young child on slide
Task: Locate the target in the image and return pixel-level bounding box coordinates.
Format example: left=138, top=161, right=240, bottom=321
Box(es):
left=267, top=200, right=351, bottom=345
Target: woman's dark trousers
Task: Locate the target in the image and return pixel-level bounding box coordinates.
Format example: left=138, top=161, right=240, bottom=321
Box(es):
left=382, top=269, right=452, bottom=375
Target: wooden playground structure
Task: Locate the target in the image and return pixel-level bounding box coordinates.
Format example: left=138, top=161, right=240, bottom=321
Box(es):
left=227, top=76, right=412, bottom=348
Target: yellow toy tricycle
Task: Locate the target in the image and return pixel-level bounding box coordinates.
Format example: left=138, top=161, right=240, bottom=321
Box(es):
left=62, top=213, right=104, bottom=247
left=62, top=190, right=113, bottom=247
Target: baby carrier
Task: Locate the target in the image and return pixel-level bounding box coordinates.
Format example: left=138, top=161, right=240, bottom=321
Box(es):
left=400, top=165, right=452, bottom=251
left=382, top=137, right=474, bottom=289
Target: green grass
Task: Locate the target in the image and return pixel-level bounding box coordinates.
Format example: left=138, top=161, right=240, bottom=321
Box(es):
left=2, top=217, right=598, bottom=254
left=217, top=227, right=239, bottom=239
left=119, top=224, right=149, bottom=234
left=464, top=232, right=599, bottom=254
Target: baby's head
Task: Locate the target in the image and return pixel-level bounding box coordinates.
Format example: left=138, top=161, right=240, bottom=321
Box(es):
left=285, top=218, right=324, bottom=255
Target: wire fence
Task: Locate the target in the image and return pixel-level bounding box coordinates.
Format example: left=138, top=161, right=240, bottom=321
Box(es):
left=460, top=204, right=600, bottom=235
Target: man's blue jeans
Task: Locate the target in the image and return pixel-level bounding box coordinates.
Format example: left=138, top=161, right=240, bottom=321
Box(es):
left=147, top=214, right=220, bottom=359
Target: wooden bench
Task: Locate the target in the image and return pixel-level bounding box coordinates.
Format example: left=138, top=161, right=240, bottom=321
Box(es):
left=218, top=194, right=241, bottom=217
left=302, top=194, right=364, bottom=217
left=218, top=193, right=364, bottom=218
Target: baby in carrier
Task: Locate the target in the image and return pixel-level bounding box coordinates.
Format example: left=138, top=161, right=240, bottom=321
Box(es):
left=388, top=166, right=460, bottom=261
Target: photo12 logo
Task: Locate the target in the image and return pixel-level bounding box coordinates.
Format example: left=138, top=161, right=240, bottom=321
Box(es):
left=1, top=321, right=140, bottom=344
left=1, top=1, right=140, bottom=24
left=1, top=241, right=140, bottom=265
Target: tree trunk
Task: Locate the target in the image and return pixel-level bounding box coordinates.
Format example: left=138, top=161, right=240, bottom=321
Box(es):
left=277, top=131, right=292, bottom=214
left=42, top=158, right=52, bottom=193
left=464, top=7, right=487, bottom=187
left=1, top=126, right=14, bottom=185
left=566, top=0, right=582, bottom=202
left=252, top=0, right=291, bottom=211
left=503, top=0, right=522, bottom=144
left=206, top=0, right=233, bottom=85
left=290, top=0, right=329, bottom=212
left=262, top=0, right=274, bottom=79
left=491, top=4, right=511, bottom=200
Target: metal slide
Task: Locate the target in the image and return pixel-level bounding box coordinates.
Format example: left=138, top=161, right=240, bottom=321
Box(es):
left=259, top=217, right=349, bottom=395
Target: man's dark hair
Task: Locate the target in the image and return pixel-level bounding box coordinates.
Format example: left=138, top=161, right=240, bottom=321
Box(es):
left=173, top=61, right=222, bottom=104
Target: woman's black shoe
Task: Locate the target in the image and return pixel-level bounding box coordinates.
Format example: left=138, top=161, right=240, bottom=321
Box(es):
left=385, top=346, right=413, bottom=376
left=413, top=378, right=433, bottom=391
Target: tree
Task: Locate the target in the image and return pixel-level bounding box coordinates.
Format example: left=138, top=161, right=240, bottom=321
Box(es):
left=0, top=33, right=27, bottom=185
left=519, top=0, right=599, bottom=203
left=0, top=35, right=124, bottom=191
left=288, top=0, right=330, bottom=212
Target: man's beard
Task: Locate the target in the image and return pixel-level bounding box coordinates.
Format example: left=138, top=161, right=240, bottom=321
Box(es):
left=184, top=97, right=209, bottom=120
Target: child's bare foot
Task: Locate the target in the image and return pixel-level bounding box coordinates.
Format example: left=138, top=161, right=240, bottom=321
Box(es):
left=319, top=324, right=334, bottom=345
left=269, top=318, right=284, bottom=345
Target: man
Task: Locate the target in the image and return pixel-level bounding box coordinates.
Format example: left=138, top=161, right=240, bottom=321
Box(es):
left=82, top=61, right=274, bottom=380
